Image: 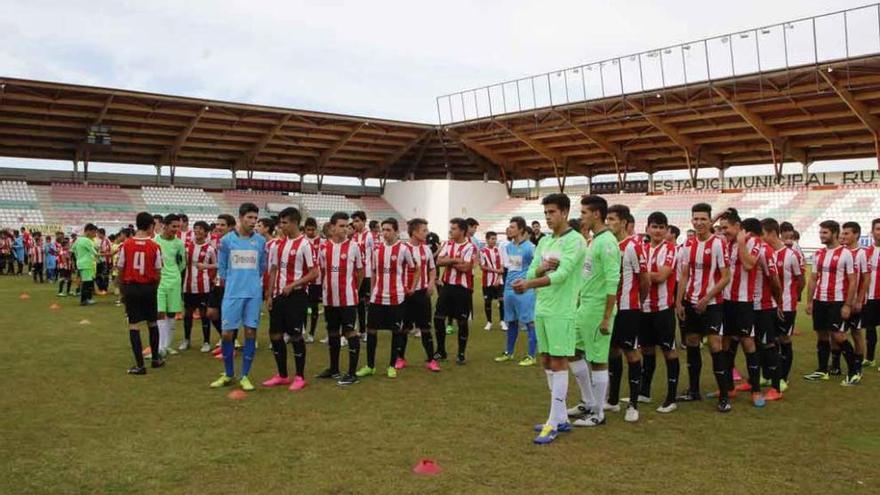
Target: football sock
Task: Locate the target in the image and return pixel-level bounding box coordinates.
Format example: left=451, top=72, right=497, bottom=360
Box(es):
left=549, top=370, right=569, bottom=426
left=544, top=369, right=553, bottom=391
left=831, top=348, right=842, bottom=371
left=607, top=354, right=623, bottom=406
left=497, top=299, right=504, bottom=323
left=484, top=297, right=492, bottom=323
left=357, top=301, right=367, bottom=334
left=433, top=317, right=446, bottom=357
left=763, top=346, right=781, bottom=391
left=569, top=358, right=595, bottom=410
left=347, top=335, right=360, bottom=375
left=665, top=357, right=680, bottom=405
left=591, top=369, right=609, bottom=421
left=817, top=340, right=831, bottom=372
left=222, top=338, right=234, bottom=377
left=840, top=340, right=856, bottom=378
left=746, top=351, right=760, bottom=392
left=711, top=351, right=728, bottom=399
left=200, top=306, right=211, bottom=344
left=780, top=342, right=794, bottom=381
left=328, top=334, right=341, bottom=374
left=628, top=360, right=642, bottom=407
left=271, top=338, right=288, bottom=377
left=505, top=321, right=518, bottom=355
left=309, top=301, right=319, bottom=336
left=854, top=353, right=863, bottom=376
left=867, top=326, right=877, bottom=361
left=686, top=345, right=702, bottom=394
left=148, top=323, right=160, bottom=362
left=389, top=333, right=401, bottom=368
left=165, top=318, right=175, bottom=349
left=292, top=339, right=306, bottom=377
left=398, top=331, right=408, bottom=360
left=641, top=353, right=657, bottom=397
left=157, top=319, right=168, bottom=350
left=420, top=329, right=435, bottom=361
left=183, top=311, right=193, bottom=341
left=457, top=319, right=469, bottom=359
left=241, top=337, right=256, bottom=377
left=526, top=323, right=537, bottom=357
left=129, top=329, right=144, bottom=368
left=366, top=333, right=378, bottom=368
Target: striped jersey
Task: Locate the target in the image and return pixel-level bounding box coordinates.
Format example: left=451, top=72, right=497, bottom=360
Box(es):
left=31, top=241, right=45, bottom=263
left=269, top=235, right=315, bottom=298
left=682, top=234, right=728, bottom=305
left=774, top=246, right=802, bottom=311
left=406, top=242, right=435, bottom=292
left=618, top=235, right=647, bottom=311
left=866, top=245, right=880, bottom=300
left=371, top=241, right=415, bottom=305
left=439, top=240, right=476, bottom=290
left=850, top=246, right=868, bottom=303
left=643, top=240, right=676, bottom=312
left=480, top=246, right=504, bottom=287
left=184, top=241, right=216, bottom=294
left=724, top=236, right=761, bottom=303
left=753, top=242, right=779, bottom=310
left=99, top=237, right=112, bottom=264
left=812, top=245, right=854, bottom=302
left=353, top=230, right=374, bottom=278
left=319, top=239, right=363, bottom=307
left=306, top=235, right=324, bottom=285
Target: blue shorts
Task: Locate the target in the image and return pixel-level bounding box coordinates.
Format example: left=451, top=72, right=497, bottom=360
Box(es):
left=221, top=297, right=262, bottom=331
left=504, top=290, right=536, bottom=324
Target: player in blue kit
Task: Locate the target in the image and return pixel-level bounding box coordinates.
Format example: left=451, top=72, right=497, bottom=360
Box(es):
left=494, top=216, right=538, bottom=366
left=210, top=203, right=267, bottom=391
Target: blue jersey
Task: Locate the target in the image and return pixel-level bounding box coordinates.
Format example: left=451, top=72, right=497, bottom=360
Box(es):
left=218, top=230, right=267, bottom=299
left=44, top=242, right=58, bottom=269
left=504, top=238, right=535, bottom=293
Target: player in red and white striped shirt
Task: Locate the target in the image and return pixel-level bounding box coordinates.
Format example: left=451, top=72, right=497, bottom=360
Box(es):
left=434, top=218, right=476, bottom=364
left=303, top=217, right=323, bottom=343
left=640, top=212, right=681, bottom=413
left=57, top=239, right=73, bottom=296
left=263, top=207, right=319, bottom=390
left=182, top=221, right=217, bottom=353
left=351, top=211, right=374, bottom=337
left=356, top=218, right=414, bottom=379
left=117, top=212, right=165, bottom=375
left=863, top=218, right=880, bottom=369
left=400, top=218, right=441, bottom=372
left=257, top=217, right=278, bottom=302
left=762, top=218, right=803, bottom=388
left=480, top=233, right=505, bottom=331
left=747, top=218, right=784, bottom=400
left=804, top=220, right=858, bottom=383
left=605, top=206, right=649, bottom=415
left=675, top=203, right=731, bottom=411
left=317, top=212, right=365, bottom=386
left=96, top=228, right=112, bottom=295
left=841, top=221, right=869, bottom=380
left=30, top=233, right=45, bottom=283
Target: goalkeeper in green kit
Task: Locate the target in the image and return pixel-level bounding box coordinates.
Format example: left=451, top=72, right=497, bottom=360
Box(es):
left=512, top=193, right=586, bottom=445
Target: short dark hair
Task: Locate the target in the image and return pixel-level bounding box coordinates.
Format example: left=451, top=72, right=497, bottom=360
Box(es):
left=485, top=231, right=497, bottom=240
left=381, top=217, right=398, bottom=231
left=84, top=223, right=98, bottom=232
left=742, top=218, right=762, bottom=236
left=669, top=225, right=681, bottom=237
left=98, top=228, right=106, bottom=235
left=193, top=221, right=210, bottom=231
left=135, top=212, right=153, bottom=231
left=793, top=230, right=800, bottom=241
left=779, top=221, right=794, bottom=233
left=568, top=218, right=581, bottom=232
left=873, top=218, right=880, bottom=230
left=304, top=217, right=318, bottom=229
left=510, top=216, right=527, bottom=232
left=278, top=207, right=302, bottom=225
left=580, top=194, right=607, bottom=220
left=239, top=202, right=259, bottom=216
left=623, top=211, right=635, bottom=226
left=720, top=208, right=741, bottom=224
left=163, top=213, right=180, bottom=225
left=466, top=217, right=479, bottom=227
left=330, top=211, right=350, bottom=225
left=179, top=214, right=189, bottom=222
left=607, top=204, right=630, bottom=224
left=761, top=218, right=779, bottom=235
left=217, top=214, right=236, bottom=227
left=153, top=214, right=164, bottom=224
left=819, top=220, right=840, bottom=236
left=691, top=202, right=712, bottom=217
left=369, top=220, right=379, bottom=229
left=351, top=211, right=367, bottom=221
left=647, top=211, right=668, bottom=227
left=842, top=221, right=861, bottom=235
left=257, top=217, right=275, bottom=234
left=449, top=217, right=468, bottom=233
left=543, top=193, right=571, bottom=213
left=407, top=218, right=428, bottom=236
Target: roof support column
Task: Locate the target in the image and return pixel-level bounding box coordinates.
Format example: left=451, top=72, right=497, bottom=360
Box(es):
left=585, top=174, right=592, bottom=195
left=155, top=165, right=162, bottom=186
left=83, top=152, right=89, bottom=184
left=718, top=166, right=726, bottom=190
left=231, top=169, right=237, bottom=189
left=648, top=171, right=654, bottom=194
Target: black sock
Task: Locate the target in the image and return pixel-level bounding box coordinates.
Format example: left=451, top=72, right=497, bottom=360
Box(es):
left=831, top=348, right=842, bottom=370
left=780, top=342, right=793, bottom=381
left=366, top=333, right=377, bottom=368
left=817, top=340, right=831, bottom=372
left=420, top=329, right=435, bottom=361
left=58, top=280, right=65, bottom=293
left=399, top=332, right=408, bottom=360
left=628, top=360, right=642, bottom=408
left=309, top=301, right=319, bottom=336
left=867, top=327, right=877, bottom=361
left=328, top=335, right=341, bottom=374
left=608, top=354, right=623, bottom=405
left=129, top=329, right=144, bottom=368
left=763, top=346, right=781, bottom=391
left=434, top=318, right=447, bottom=357
left=641, top=353, right=656, bottom=398
left=148, top=324, right=160, bottom=362
left=710, top=351, right=729, bottom=399
left=389, top=332, right=401, bottom=368
left=666, top=357, right=680, bottom=405
left=686, top=345, right=702, bottom=395
left=457, top=319, right=469, bottom=359
left=292, top=340, right=306, bottom=378
left=271, top=338, right=288, bottom=377
left=745, top=351, right=760, bottom=392
left=200, top=304, right=211, bottom=343
left=840, top=340, right=856, bottom=377
left=484, top=297, right=492, bottom=323
left=347, top=336, right=360, bottom=375
left=212, top=318, right=223, bottom=338
left=854, top=353, right=864, bottom=376
left=498, top=299, right=504, bottom=323
left=357, top=301, right=367, bottom=334
left=183, top=312, right=193, bottom=341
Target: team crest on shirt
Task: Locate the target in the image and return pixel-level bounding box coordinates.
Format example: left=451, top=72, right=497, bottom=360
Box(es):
left=341, top=254, right=347, bottom=260
left=391, top=255, right=397, bottom=261
left=704, top=248, right=711, bottom=255
left=832, top=255, right=839, bottom=262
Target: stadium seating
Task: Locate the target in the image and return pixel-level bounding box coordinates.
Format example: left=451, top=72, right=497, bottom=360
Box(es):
left=218, top=190, right=286, bottom=213
left=0, top=180, right=44, bottom=226
left=141, top=186, right=219, bottom=223
left=45, top=183, right=140, bottom=231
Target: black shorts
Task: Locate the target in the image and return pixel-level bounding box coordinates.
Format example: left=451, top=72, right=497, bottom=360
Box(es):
left=404, top=289, right=432, bottom=330
left=723, top=300, right=755, bottom=338
left=753, top=309, right=779, bottom=345
left=435, top=284, right=471, bottom=320
left=845, top=311, right=863, bottom=332
left=611, top=309, right=642, bottom=351
left=121, top=283, right=158, bottom=324
left=358, top=277, right=371, bottom=300
left=325, top=305, right=357, bottom=334
left=812, top=300, right=845, bottom=332
left=368, top=303, right=405, bottom=331
left=308, top=284, right=322, bottom=304
left=683, top=302, right=723, bottom=336
left=269, top=290, right=308, bottom=334
left=183, top=292, right=209, bottom=309
left=483, top=285, right=502, bottom=300
left=207, top=285, right=225, bottom=309
left=640, top=308, right=676, bottom=351
left=777, top=311, right=797, bottom=337
left=862, top=299, right=880, bottom=328
left=58, top=268, right=71, bottom=279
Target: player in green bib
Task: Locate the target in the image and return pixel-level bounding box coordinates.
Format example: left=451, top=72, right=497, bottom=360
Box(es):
left=513, top=193, right=586, bottom=445
left=568, top=195, right=621, bottom=427
left=155, top=213, right=187, bottom=357
left=72, top=223, right=99, bottom=306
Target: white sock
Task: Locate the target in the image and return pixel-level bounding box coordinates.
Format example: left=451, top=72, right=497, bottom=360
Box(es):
left=544, top=369, right=553, bottom=391
left=591, top=369, right=609, bottom=420
left=165, top=318, right=175, bottom=347
left=549, top=370, right=569, bottom=426
left=569, top=358, right=595, bottom=410
left=158, top=319, right=168, bottom=350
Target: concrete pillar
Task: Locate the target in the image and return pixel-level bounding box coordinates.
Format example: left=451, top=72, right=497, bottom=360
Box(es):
left=585, top=175, right=592, bottom=195
left=155, top=165, right=161, bottom=186
left=648, top=171, right=654, bottom=193
left=718, top=167, right=726, bottom=189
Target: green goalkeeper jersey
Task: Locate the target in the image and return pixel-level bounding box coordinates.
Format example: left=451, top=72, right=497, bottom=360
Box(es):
left=579, top=229, right=621, bottom=310
left=155, top=235, right=186, bottom=288
left=526, top=228, right=587, bottom=319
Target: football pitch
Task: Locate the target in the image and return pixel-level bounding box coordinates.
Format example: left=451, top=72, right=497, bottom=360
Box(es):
left=1, top=276, right=878, bottom=495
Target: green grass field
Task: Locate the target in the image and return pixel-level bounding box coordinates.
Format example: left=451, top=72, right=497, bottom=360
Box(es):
left=2, top=276, right=878, bottom=495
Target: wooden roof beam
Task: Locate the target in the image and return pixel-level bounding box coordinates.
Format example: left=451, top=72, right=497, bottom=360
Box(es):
left=234, top=113, right=292, bottom=170
left=315, top=122, right=365, bottom=175
left=160, top=105, right=208, bottom=166
left=90, top=94, right=115, bottom=127
left=404, top=133, right=433, bottom=179
left=366, top=129, right=432, bottom=176
left=626, top=100, right=723, bottom=168
left=493, top=120, right=567, bottom=165
left=445, top=128, right=520, bottom=178
left=820, top=68, right=880, bottom=135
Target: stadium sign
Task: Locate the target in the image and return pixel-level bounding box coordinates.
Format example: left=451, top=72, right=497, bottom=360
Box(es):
left=651, top=171, right=880, bottom=193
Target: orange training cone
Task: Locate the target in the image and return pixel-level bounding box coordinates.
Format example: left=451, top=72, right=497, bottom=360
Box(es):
left=227, top=390, right=247, bottom=400
left=412, top=459, right=442, bottom=476
left=19, top=293, right=30, bottom=300
left=49, top=303, right=61, bottom=310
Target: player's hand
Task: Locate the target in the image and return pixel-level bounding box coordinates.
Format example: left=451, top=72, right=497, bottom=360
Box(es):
left=512, top=279, right=528, bottom=294
left=266, top=298, right=273, bottom=311
left=196, top=262, right=206, bottom=269
left=426, top=284, right=435, bottom=297
left=805, top=302, right=813, bottom=315
left=695, top=297, right=709, bottom=314
left=776, top=307, right=785, bottom=321
left=675, top=303, right=685, bottom=321
left=841, top=303, right=851, bottom=320
left=541, top=258, right=559, bottom=272
left=598, top=318, right=610, bottom=335
left=854, top=301, right=863, bottom=313
left=282, top=284, right=295, bottom=296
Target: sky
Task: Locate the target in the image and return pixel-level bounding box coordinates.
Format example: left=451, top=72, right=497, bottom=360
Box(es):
left=1, top=0, right=877, bottom=184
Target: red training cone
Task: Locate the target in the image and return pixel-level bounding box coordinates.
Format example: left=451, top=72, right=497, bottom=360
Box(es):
left=19, top=293, right=30, bottom=300
left=412, top=459, right=442, bottom=476
left=49, top=303, right=61, bottom=310
left=227, top=390, right=247, bottom=400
